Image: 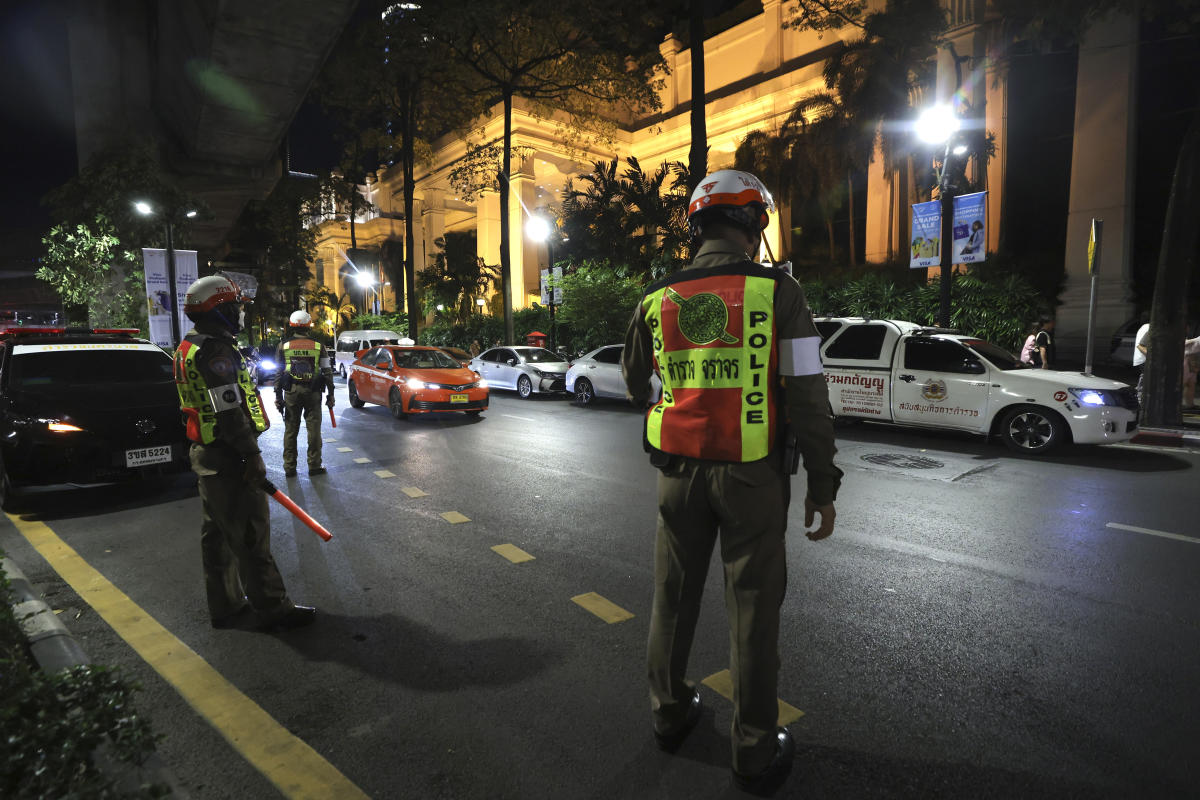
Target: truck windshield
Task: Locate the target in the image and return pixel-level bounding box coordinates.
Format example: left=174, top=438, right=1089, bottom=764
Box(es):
left=963, top=339, right=1024, bottom=370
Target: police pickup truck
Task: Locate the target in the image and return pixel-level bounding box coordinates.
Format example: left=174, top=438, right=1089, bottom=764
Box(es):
left=815, top=318, right=1139, bottom=454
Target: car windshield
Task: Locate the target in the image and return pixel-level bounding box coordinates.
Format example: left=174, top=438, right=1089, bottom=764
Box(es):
left=394, top=349, right=462, bottom=369
left=962, top=339, right=1024, bottom=370
left=521, top=348, right=566, bottom=364
left=10, top=348, right=175, bottom=391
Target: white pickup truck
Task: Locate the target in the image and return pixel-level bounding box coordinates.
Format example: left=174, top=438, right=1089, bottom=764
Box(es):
left=816, top=318, right=1139, bottom=454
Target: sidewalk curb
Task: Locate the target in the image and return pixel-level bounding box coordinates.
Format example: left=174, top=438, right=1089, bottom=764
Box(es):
left=1130, top=427, right=1200, bottom=448
left=3, top=556, right=190, bottom=798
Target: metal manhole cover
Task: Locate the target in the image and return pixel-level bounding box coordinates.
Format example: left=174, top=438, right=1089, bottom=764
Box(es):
left=860, top=453, right=945, bottom=469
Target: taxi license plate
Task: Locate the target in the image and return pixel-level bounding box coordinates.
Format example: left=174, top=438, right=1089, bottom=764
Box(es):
left=450, top=393, right=469, bottom=403
left=126, top=445, right=172, bottom=467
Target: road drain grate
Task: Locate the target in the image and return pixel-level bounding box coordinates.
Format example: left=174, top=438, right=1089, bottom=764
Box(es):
left=860, top=453, right=945, bottom=469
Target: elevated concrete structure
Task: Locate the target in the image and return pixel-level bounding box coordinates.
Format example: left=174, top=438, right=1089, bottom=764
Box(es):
left=66, top=0, right=357, bottom=252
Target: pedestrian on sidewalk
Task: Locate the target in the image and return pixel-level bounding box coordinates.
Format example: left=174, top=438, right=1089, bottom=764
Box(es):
left=174, top=276, right=316, bottom=632
left=1134, top=321, right=1151, bottom=408
left=1183, top=334, right=1200, bottom=409
left=622, top=169, right=842, bottom=796
left=1033, top=315, right=1056, bottom=369
left=274, top=310, right=336, bottom=477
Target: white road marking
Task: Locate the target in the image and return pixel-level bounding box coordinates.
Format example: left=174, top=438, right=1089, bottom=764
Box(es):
left=1106, top=522, right=1196, bottom=544
left=502, top=414, right=535, bottom=422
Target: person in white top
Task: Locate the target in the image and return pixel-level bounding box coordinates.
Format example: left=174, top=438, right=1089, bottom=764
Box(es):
left=1134, top=322, right=1151, bottom=408
left=1184, top=334, right=1200, bottom=409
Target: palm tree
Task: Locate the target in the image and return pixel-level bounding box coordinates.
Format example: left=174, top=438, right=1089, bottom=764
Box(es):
left=418, top=233, right=500, bottom=325
left=303, top=287, right=357, bottom=334
left=733, top=125, right=805, bottom=258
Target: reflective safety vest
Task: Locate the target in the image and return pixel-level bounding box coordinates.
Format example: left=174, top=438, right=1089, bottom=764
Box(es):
left=641, top=262, right=781, bottom=462
left=173, top=334, right=269, bottom=444
left=281, top=336, right=324, bottom=383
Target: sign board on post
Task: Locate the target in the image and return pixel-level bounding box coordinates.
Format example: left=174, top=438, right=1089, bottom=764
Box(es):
left=539, top=266, right=563, bottom=305
left=951, top=191, right=987, bottom=265
left=1087, top=218, right=1103, bottom=275
left=143, top=248, right=198, bottom=349
left=909, top=201, right=942, bottom=268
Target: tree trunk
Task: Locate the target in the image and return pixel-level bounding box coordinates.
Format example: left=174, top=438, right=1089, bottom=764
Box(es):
left=500, top=88, right=515, bottom=345
left=826, top=219, right=836, bottom=263
left=403, top=89, right=419, bottom=341
left=1144, top=107, right=1200, bottom=427
left=687, top=0, right=707, bottom=198
left=847, top=170, right=857, bottom=267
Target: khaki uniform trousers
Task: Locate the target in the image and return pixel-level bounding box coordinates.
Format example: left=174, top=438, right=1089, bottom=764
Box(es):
left=191, top=444, right=292, bottom=620
left=648, top=455, right=789, bottom=775
left=282, top=385, right=324, bottom=471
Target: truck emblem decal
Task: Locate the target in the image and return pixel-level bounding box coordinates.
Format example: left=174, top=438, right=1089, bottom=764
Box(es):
left=921, top=379, right=947, bottom=402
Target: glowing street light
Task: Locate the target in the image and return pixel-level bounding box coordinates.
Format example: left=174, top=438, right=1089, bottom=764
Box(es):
left=915, top=104, right=960, bottom=145
left=525, top=214, right=552, bottom=243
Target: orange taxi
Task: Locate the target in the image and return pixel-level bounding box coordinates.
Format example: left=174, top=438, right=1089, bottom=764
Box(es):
left=347, top=344, right=488, bottom=419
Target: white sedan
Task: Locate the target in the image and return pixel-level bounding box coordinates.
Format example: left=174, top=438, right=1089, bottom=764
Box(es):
left=468, top=346, right=569, bottom=398
left=565, top=344, right=660, bottom=406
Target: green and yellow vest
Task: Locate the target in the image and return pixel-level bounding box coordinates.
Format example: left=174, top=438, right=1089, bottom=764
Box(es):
left=174, top=334, right=269, bottom=444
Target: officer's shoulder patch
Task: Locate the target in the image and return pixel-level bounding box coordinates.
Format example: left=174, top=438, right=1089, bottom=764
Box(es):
left=208, top=355, right=236, bottom=378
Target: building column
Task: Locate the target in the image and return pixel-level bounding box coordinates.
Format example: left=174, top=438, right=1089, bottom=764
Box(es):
left=476, top=189, right=501, bottom=275
left=509, top=154, right=537, bottom=308
left=420, top=188, right=445, bottom=276
left=984, top=57, right=1009, bottom=255
left=760, top=0, right=783, bottom=73
left=864, top=127, right=895, bottom=264
left=1058, top=12, right=1138, bottom=361
left=659, top=35, right=681, bottom=112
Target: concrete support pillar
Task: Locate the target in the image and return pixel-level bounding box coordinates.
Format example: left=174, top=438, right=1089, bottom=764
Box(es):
left=984, top=58, right=1009, bottom=255
left=1058, top=12, right=1138, bottom=361
left=420, top=189, right=445, bottom=277
left=509, top=156, right=537, bottom=308
left=864, top=128, right=895, bottom=263
left=476, top=189, right=501, bottom=273
left=660, top=35, right=682, bottom=113
left=760, top=0, right=783, bottom=73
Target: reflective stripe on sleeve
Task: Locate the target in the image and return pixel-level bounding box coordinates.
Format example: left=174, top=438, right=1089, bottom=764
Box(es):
left=207, top=383, right=244, bottom=412
left=319, top=357, right=331, bottom=368
left=778, top=336, right=823, bottom=376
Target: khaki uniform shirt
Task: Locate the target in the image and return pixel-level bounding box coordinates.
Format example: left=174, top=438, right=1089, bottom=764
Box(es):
left=622, top=237, right=842, bottom=505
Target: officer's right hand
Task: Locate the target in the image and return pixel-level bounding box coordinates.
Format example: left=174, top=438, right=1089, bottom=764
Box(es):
left=244, top=453, right=267, bottom=485
left=275, top=399, right=285, bottom=413
left=803, top=496, right=836, bottom=541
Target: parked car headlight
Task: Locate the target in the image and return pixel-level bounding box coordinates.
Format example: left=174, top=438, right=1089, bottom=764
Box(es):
left=1068, top=388, right=1119, bottom=406
left=259, top=359, right=276, bottom=370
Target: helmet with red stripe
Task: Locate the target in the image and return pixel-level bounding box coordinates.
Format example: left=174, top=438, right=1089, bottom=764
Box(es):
left=687, top=169, right=775, bottom=241
left=184, top=275, right=250, bottom=333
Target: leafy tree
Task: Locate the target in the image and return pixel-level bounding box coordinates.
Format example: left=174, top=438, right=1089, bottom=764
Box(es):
left=417, top=232, right=500, bottom=324
left=37, top=217, right=139, bottom=325
left=556, top=262, right=646, bottom=353
left=434, top=0, right=667, bottom=345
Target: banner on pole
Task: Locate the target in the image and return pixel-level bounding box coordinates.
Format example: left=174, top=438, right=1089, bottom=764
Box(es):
left=909, top=201, right=941, bottom=268
left=951, top=191, right=987, bottom=265
left=142, top=248, right=198, bottom=349
left=539, top=266, right=563, bottom=305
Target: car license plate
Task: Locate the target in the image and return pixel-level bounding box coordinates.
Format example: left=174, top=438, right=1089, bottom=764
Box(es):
left=126, top=445, right=172, bottom=467
left=450, top=393, right=468, bottom=403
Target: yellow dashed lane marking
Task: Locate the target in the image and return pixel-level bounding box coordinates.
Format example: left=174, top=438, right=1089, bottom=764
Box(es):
left=491, top=544, right=535, bottom=564
left=336, top=447, right=353, bottom=453
left=440, top=511, right=470, bottom=524
left=571, top=592, right=634, bottom=624
left=323, top=437, right=337, bottom=443
left=701, top=669, right=804, bottom=726
left=353, top=458, right=371, bottom=464
left=4, top=513, right=367, bottom=800
left=374, top=470, right=396, bottom=479
left=401, top=487, right=428, bottom=498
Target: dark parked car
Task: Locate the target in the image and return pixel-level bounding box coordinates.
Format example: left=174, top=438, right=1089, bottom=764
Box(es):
left=0, top=327, right=189, bottom=510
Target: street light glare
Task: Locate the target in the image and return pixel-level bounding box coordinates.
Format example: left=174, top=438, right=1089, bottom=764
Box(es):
left=185, top=210, right=198, bottom=218
left=915, top=105, right=960, bottom=145
left=525, top=215, right=552, bottom=242
left=354, top=272, right=376, bottom=287
left=134, top=201, right=153, bottom=215
left=952, top=144, right=969, bottom=156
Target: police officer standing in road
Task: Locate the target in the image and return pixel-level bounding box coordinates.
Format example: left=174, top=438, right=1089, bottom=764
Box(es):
left=174, top=276, right=316, bottom=631
left=622, top=170, right=842, bottom=795
left=274, top=310, right=336, bottom=478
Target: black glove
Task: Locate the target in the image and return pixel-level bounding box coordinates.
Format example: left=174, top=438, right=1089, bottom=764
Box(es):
left=326, top=394, right=335, bottom=408
left=275, top=397, right=285, bottom=413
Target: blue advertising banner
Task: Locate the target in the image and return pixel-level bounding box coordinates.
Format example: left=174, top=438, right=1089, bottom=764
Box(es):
left=952, top=191, right=987, bottom=265
left=909, top=200, right=941, bottom=268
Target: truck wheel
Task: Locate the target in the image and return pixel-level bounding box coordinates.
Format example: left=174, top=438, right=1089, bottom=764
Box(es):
left=348, top=380, right=365, bottom=408
left=999, top=406, right=1066, bottom=455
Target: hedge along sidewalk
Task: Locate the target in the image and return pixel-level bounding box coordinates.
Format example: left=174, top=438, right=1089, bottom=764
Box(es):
left=3, top=555, right=189, bottom=797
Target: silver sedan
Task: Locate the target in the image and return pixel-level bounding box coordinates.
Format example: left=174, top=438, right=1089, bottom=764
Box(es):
left=468, top=346, right=570, bottom=399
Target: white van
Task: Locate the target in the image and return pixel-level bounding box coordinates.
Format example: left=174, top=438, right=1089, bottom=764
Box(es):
left=334, top=330, right=410, bottom=378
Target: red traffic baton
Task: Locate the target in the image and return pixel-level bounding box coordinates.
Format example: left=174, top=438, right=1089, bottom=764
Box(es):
left=261, top=480, right=333, bottom=542
left=328, top=405, right=337, bottom=428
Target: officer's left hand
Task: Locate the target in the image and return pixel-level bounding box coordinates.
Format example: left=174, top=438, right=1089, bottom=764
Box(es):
left=326, top=395, right=335, bottom=408
left=803, top=496, right=836, bottom=541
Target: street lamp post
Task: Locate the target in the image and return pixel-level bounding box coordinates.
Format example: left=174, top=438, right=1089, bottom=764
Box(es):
left=915, top=105, right=963, bottom=329
left=526, top=213, right=560, bottom=353
left=135, top=201, right=197, bottom=346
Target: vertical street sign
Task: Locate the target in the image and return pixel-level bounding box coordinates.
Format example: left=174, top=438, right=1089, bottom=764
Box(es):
left=1083, top=218, right=1103, bottom=375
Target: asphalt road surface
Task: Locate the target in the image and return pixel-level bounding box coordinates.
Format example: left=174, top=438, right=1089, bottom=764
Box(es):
left=3, top=380, right=1198, bottom=799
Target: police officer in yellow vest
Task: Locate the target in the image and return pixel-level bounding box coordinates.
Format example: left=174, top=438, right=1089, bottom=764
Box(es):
left=174, top=275, right=316, bottom=632
left=622, top=169, right=842, bottom=794
left=274, top=310, right=335, bottom=478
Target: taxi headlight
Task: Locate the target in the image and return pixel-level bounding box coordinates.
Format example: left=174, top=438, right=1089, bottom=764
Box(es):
left=477, top=378, right=488, bottom=388
left=406, top=378, right=432, bottom=390
left=1068, top=388, right=1117, bottom=406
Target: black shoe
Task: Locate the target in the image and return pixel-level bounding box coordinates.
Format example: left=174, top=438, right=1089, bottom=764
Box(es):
left=211, top=603, right=252, bottom=630
left=259, top=604, right=316, bottom=632
left=284, top=467, right=297, bottom=477
left=654, top=690, right=702, bottom=752
left=732, top=728, right=795, bottom=796
left=308, top=467, right=326, bottom=476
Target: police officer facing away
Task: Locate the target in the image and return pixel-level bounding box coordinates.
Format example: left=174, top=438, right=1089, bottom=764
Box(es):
left=174, top=276, right=316, bottom=632
left=274, top=310, right=335, bottom=477
left=622, top=170, right=842, bottom=794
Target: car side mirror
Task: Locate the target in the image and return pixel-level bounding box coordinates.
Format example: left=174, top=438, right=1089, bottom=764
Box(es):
left=964, top=360, right=985, bottom=374
left=507, top=358, right=517, bottom=366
